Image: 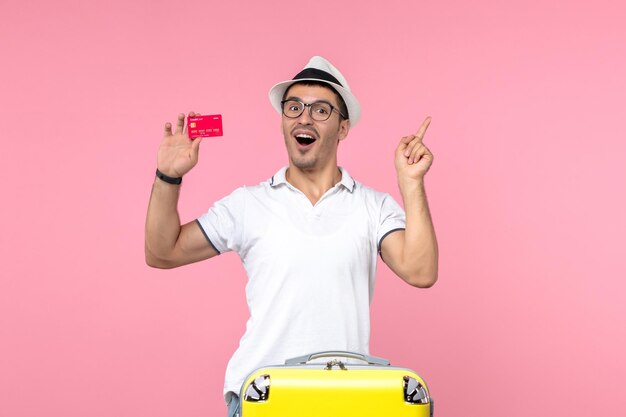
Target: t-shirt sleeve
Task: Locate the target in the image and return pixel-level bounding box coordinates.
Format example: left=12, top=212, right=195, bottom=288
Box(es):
left=196, top=187, right=246, bottom=254
left=377, top=193, right=406, bottom=252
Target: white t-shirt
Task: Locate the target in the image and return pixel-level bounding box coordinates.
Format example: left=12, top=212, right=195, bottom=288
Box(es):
left=196, top=167, right=406, bottom=401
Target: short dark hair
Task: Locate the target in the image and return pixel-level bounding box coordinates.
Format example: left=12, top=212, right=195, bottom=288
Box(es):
left=282, top=81, right=349, bottom=121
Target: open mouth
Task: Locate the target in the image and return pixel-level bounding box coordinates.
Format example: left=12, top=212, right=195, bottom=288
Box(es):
left=295, top=134, right=316, bottom=146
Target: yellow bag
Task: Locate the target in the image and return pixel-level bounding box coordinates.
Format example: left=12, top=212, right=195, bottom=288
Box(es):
left=240, top=351, right=433, bottom=417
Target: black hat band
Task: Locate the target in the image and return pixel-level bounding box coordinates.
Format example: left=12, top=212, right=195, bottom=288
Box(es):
left=292, top=68, right=343, bottom=87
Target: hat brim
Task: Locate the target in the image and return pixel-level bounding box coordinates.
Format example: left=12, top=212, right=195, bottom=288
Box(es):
left=269, top=79, right=361, bottom=127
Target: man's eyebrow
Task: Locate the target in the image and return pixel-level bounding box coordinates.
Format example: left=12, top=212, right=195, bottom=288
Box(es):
left=284, top=96, right=334, bottom=106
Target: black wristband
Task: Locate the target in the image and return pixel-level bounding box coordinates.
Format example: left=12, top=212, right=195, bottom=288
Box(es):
left=155, top=168, right=182, bottom=185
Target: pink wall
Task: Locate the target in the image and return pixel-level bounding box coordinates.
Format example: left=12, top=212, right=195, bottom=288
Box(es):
left=1, top=0, right=625, bottom=416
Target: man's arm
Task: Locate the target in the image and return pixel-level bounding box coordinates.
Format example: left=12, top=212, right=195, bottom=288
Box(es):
left=145, top=112, right=218, bottom=269
left=380, top=117, right=438, bottom=288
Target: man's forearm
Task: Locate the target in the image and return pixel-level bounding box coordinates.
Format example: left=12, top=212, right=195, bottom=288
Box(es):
left=398, top=180, right=439, bottom=286
left=145, top=178, right=183, bottom=266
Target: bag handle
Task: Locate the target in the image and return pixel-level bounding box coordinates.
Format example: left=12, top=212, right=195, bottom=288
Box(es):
left=285, top=351, right=390, bottom=366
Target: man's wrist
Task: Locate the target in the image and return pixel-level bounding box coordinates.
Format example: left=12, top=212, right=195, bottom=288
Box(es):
left=398, top=177, right=425, bottom=194
left=155, top=168, right=182, bottom=185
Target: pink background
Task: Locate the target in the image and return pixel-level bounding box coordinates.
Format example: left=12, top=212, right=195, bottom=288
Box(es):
left=1, top=0, right=625, bottom=416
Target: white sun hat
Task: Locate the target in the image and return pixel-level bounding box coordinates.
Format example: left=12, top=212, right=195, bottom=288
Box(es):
left=268, top=56, right=361, bottom=127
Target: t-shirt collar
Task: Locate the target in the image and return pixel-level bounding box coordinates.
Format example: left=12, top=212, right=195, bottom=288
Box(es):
left=270, top=166, right=356, bottom=192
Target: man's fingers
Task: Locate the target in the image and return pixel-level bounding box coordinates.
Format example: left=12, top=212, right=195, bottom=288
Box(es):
left=175, top=113, right=185, bottom=135
left=192, top=136, right=203, bottom=152
left=412, top=145, right=434, bottom=165
left=183, top=111, right=202, bottom=136
left=408, top=143, right=424, bottom=164
left=415, top=116, right=432, bottom=140
left=402, top=135, right=434, bottom=165
left=400, top=116, right=432, bottom=158
left=164, top=122, right=173, bottom=136
left=403, top=135, right=424, bottom=158
left=401, top=135, right=415, bottom=157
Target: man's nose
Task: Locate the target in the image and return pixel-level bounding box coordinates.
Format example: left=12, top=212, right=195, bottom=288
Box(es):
left=296, top=106, right=314, bottom=124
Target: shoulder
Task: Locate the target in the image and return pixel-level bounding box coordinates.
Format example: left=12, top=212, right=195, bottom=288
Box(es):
left=350, top=180, right=405, bottom=226
left=339, top=168, right=388, bottom=202
left=352, top=179, right=395, bottom=205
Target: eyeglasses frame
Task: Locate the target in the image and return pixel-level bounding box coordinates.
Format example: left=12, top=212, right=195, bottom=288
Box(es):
left=280, top=98, right=347, bottom=121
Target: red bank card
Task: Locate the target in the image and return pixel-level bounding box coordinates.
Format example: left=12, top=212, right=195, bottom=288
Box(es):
left=187, top=114, right=223, bottom=139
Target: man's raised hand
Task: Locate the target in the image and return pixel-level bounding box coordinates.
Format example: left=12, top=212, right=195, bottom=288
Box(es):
left=395, top=116, right=434, bottom=184
left=157, top=112, right=203, bottom=178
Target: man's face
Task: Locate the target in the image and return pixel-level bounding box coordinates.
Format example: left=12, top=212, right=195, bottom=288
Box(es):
left=281, top=84, right=349, bottom=172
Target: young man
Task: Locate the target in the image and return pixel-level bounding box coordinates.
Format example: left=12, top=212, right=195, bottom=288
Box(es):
left=145, top=56, right=438, bottom=417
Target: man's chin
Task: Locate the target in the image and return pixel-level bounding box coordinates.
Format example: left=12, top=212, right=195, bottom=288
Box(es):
left=291, top=157, right=317, bottom=171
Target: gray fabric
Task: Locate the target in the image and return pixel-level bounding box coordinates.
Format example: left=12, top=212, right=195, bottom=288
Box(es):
left=227, top=392, right=240, bottom=417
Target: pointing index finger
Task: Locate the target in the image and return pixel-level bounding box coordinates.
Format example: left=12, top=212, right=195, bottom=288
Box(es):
left=415, top=116, right=432, bottom=141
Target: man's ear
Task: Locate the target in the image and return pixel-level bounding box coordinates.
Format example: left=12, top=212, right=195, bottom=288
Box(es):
left=338, top=118, right=350, bottom=141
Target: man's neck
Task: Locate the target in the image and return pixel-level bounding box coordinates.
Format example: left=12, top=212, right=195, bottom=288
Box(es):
left=286, top=164, right=342, bottom=206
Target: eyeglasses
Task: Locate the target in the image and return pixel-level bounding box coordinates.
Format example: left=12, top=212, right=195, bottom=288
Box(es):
left=281, top=99, right=346, bottom=121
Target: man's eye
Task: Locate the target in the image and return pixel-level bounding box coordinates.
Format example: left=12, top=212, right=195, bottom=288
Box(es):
left=288, top=104, right=301, bottom=112
left=314, top=106, right=329, bottom=114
